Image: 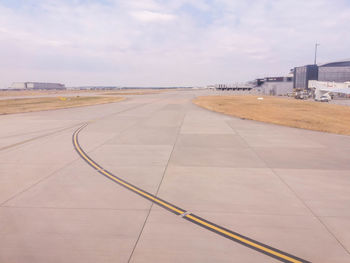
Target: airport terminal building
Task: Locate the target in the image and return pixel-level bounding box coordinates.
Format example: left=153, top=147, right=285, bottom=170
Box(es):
left=255, top=76, right=293, bottom=96
left=10, top=82, right=66, bottom=90
left=318, top=60, right=350, bottom=82
left=294, top=59, right=350, bottom=90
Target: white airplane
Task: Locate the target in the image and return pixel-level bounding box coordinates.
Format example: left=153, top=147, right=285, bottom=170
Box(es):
left=308, top=80, right=350, bottom=101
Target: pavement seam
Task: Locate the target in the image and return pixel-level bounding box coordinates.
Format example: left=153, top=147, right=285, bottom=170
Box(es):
left=1, top=206, right=149, bottom=211
left=227, top=119, right=350, bottom=256
left=271, top=168, right=350, bottom=256
left=126, top=203, right=153, bottom=263
left=0, top=105, right=144, bottom=208
left=0, top=156, right=81, bottom=207
left=0, top=100, right=154, bottom=207
left=0, top=125, right=74, bottom=139
left=73, top=98, right=310, bottom=263
left=73, top=97, right=172, bottom=263
left=127, top=104, right=187, bottom=263
left=0, top=122, right=85, bottom=152
left=59, top=95, right=178, bottom=263
left=75, top=97, right=171, bottom=177
left=83, top=97, right=167, bottom=149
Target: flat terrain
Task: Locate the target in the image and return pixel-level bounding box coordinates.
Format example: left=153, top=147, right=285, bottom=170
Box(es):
left=0, top=89, right=175, bottom=98
left=103, top=89, right=176, bottom=96
left=0, top=89, right=99, bottom=97
left=194, top=95, right=350, bottom=136
left=0, top=96, right=124, bottom=115
left=0, top=90, right=350, bottom=262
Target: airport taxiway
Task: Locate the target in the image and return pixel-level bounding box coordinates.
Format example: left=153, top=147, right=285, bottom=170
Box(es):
left=0, top=90, right=350, bottom=262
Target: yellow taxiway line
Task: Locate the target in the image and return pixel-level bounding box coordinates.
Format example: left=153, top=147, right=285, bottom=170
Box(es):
left=73, top=124, right=310, bottom=263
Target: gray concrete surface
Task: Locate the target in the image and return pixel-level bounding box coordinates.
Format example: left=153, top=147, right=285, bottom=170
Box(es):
left=0, top=90, right=350, bottom=262
left=329, top=98, right=350, bottom=107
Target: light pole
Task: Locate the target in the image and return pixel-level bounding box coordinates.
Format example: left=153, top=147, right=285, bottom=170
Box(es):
left=314, top=43, right=320, bottom=65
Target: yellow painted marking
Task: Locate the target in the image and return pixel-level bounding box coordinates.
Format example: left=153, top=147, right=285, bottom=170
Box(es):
left=73, top=130, right=184, bottom=215
left=185, top=214, right=302, bottom=263
left=73, top=124, right=306, bottom=263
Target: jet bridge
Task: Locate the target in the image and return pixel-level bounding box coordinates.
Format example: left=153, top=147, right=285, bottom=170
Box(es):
left=308, top=80, right=350, bottom=101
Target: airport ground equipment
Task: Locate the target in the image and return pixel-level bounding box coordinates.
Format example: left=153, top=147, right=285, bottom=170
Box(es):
left=308, top=80, right=350, bottom=101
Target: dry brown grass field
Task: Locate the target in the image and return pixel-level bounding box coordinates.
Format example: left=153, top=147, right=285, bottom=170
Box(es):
left=0, top=89, right=98, bottom=97
left=0, top=89, right=173, bottom=97
left=0, top=96, right=124, bottom=115
left=193, top=95, right=350, bottom=136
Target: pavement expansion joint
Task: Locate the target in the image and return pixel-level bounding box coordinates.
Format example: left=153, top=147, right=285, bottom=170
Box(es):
left=0, top=122, right=84, bottom=152
left=72, top=123, right=311, bottom=263
left=180, top=211, right=191, bottom=217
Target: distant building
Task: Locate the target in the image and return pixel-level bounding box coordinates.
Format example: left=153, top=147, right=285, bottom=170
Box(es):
left=293, top=59, right=350, bottom=90
left=255, top=76, right=293, bottom=96
left=318, top=60, right=350, bottom=82
left=206, top=85, right=216, bottom=90
left=293, top=65, right=318, bottom=90
left=70, top=86, right=120, bottom=90
left=10, top=82, right=66, bottom=90
left=215, top=83, right=252, bottom=91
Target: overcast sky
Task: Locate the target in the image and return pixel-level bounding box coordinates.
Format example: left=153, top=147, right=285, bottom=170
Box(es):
left=0, top=0, right=349, bottom=88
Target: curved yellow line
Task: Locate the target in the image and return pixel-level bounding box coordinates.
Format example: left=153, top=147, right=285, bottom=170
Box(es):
left=73, top=124, right=306, bottom=263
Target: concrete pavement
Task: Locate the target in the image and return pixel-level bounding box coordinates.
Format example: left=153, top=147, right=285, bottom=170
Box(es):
left=0, top=90, right=350, bottom=262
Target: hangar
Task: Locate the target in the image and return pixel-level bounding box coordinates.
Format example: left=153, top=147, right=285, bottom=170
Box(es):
left=293, top=59, right=350, bottom=90
left=9, top=82, right=66, bottom=90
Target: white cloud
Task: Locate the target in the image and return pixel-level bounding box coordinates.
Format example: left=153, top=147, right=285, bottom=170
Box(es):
left=0, top=0, right=349, bottom=88
left=130, top=10, right=176, bottom=22
left=124, top=0, right=163, bottom=11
